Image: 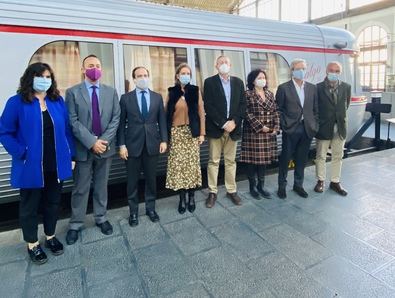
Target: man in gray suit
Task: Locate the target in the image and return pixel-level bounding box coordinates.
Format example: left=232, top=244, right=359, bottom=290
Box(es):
left=314, top=62, right=350, bottom=196
left=276, top=58, right=319, bottom=199
left=117, top=66, right=167, bottom=227
left=65, top=55, right=120, bottom=244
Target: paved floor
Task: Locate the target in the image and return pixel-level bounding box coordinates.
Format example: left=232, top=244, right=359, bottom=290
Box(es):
left=1, top=149, right=395, bottom=298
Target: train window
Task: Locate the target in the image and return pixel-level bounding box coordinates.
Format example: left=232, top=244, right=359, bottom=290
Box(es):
left=194, top=48, right=246, bottom=89
left=30, top=41, right=115, bottom=96
left=250, top=52, right=290, bottom=93
left=123, top=45, right=187, bottom=98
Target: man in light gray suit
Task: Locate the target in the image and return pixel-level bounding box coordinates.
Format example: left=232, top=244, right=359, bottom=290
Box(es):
left=65, top=55, right=120, bottom=244
left=276, top=58, right=319, bottom=199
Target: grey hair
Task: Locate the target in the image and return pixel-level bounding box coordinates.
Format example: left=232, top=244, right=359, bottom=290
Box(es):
left=327, top=61, right=343, bottom=72
left=290, top=58, right=307, bottom=70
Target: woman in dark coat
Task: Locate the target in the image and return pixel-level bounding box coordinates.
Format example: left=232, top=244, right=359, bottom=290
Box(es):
left=240, top=69, right=280, bottom=199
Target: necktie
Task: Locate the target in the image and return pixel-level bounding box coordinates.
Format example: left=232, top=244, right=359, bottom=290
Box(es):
left=141, top=90, right=148, bottom=119
left=91, top=85, right=102, bottom=136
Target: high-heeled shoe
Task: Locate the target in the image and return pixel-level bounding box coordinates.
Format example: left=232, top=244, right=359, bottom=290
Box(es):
left=187, top=189, right=196, bottom=213
left=178, top=190, right=187, bottom=214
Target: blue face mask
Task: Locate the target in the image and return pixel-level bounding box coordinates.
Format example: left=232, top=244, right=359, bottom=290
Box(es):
left=33, top=77, right=52, bottom=92
left=327, top=72, right=339, bottom=82
left=179, top=74, right=191, bottom=85
left=292, top=69, right=305, bottom=80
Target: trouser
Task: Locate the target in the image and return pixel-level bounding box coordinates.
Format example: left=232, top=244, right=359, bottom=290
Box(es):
left=19, top=171, right=62, bottom=243
left=315, top=132, right=346, bottom=183
left=278, top=122, right=312, bottom=188
left=207, top=133, right=238, bottom=194
left=126, top=146, right=158, bottom=215
left=69, top=154, right=112, bottom=230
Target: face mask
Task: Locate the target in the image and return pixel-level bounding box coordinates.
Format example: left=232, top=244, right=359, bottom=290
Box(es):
left=85, top=68, right=102, bottom=81
left=33, top=77, right=52, bottom=92
left=255, top=79, right=266, bottom=88
left=292, top=69, right=305, bottom=80
left=327, top=72, right=339, bottom=82
left=218, top=63, right=230, bottom=74
left=179, top=74, right=191, bottom=85
left=135, top=77, right=150, bottom=90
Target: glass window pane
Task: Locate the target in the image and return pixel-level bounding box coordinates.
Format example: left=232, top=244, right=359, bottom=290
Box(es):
left=349, top=0, right=379, bottom=9
left=281, top=0, right=308, bottom=22
left=250, top=51, right=289, bottom=92
left=258, top=0, right=279, bottom=20
left=123, top=45, right=187, bottom=98
left=30, top=41, right=114, bottom=96
left=311, top=0, right=345, bottom=19
left=194, top=48, right=245, bottom=89
left=239, top=3, right=256, bottom=17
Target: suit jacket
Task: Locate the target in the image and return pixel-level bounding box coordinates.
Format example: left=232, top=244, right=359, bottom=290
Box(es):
left=65, top=82, right=120, bottom=161
left=275, top=80, right=319, bottom=138
left=316, top=79, right=351, bottom=140
left=203, top=74, right=246, bottom=141
left=117, top=89, right=168, bottom=157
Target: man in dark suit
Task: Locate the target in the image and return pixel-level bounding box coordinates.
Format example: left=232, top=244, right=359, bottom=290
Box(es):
left=204, top=55, right=246, bottom=208
left=314, top=62, right=351, bottom=196
left=117, top=66, right=167, bottom=227
left=65, top=55, right=120, bottom=244
left=276, top=58, right=319, bottom=199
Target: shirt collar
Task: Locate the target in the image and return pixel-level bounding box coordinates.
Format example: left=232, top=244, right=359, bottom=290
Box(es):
left=219, top=74, right=230, bottom=83
left=292, top=78, right=304, bottom=89
left=85, top=80, right=100, bottom=89
left=136, top=87, right=149, bottom=93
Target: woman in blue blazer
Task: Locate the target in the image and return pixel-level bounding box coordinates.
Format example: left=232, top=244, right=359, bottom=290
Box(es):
left=0, top=62, right=75, bottom=265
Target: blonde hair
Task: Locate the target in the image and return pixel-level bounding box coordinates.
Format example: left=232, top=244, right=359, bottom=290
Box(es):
left=174, top=63, right=192, bottom=84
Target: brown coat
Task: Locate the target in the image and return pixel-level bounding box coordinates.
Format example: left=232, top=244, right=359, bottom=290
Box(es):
left=240, top=89, right=280, bottom=165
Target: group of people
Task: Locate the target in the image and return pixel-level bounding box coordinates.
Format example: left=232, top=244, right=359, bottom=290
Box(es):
left=0, top=54, right=350, bottom=265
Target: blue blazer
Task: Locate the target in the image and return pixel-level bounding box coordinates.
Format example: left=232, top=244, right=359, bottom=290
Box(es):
left=0, top=94, right=75, bottom=188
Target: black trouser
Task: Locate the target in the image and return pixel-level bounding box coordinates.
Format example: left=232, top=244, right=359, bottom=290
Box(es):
left=19, top=172, right=63, bottom=243
left=245, top=163, right=266, bottom=181
left=126, top=146, right=158, bottom=215
left=278, top=122, right=312, bottom=188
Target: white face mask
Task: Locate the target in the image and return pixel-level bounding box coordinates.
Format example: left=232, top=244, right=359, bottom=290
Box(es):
left=218, top=63, right=230, bottom=74
left=135, top=77, right=150, bottom=90
left=255, top=79, right=266, bottom=88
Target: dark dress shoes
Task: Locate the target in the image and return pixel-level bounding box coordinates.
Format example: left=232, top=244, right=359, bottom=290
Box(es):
left=45, top=237, right=64, bottom=256
left=187, top=196, right=196, bottom=213
left=129, top=214, right=139, bottom=227
left=226, top=192, right=242, bottom=206
left=330, top=182, right=348, bottom=196
left=314, top=180, right=324, bottom=193
left=277, top=188, right=287, bottom=199
left=146, top=210, right=160, bottom=223
left=28, top=244, right=48, bottom=265
left=66, top=229, right=79, bottom=245
left=205, top=193, right=217, bottom=208
left=257, top=185, right=272, bottom=199
left=96, top=221, right=113, bottom=235
left=293, top=185, right=308, bottom=198
left=178, top=193, right=187, bottom=214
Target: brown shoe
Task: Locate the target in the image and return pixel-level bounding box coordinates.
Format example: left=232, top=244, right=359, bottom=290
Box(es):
left=226, top=192, right=242, bottom=206
left=314, top=180, right=324, bottom=193
left=329, top=182, right=348, bottom=196
left=205, top=193, right=217, bottom=208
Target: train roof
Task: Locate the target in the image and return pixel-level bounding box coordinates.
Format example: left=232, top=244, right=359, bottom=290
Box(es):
left=0, top=0, right=357, bottom=52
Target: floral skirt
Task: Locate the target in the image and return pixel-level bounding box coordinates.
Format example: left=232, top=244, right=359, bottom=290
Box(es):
left=166, top=125, right=202, bottom=191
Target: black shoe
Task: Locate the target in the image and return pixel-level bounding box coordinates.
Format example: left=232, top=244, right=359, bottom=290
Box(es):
left=45, top=237, right=64, bottom=256
left=146, top=210, right=160, bottom=222
left=187, top=190, right=196, bottom=213
left=257, top=182, right=272, bottom=199
left=293, top=185, right=308, bottom=198
left=28, top=244, right=48, bottom=265
left=178, top=191, right=187, bottom=214
left=96, top=221, right=113, bottom=235
left=66, top=229, right=79, bottom=245
left=129, top=214, right=139, bottom=227
left=277, top=188, right=286, bottom=199
left=248, top=178, right=260, bottom=199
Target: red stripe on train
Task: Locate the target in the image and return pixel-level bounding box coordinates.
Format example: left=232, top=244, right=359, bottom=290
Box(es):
left=0, top=24, right=355, bottom=55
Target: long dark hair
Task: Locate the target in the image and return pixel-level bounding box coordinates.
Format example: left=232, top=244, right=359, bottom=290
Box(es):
left=247, top=69, right=268, bottom=91
left=17, top=62, right=60, bottom=103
